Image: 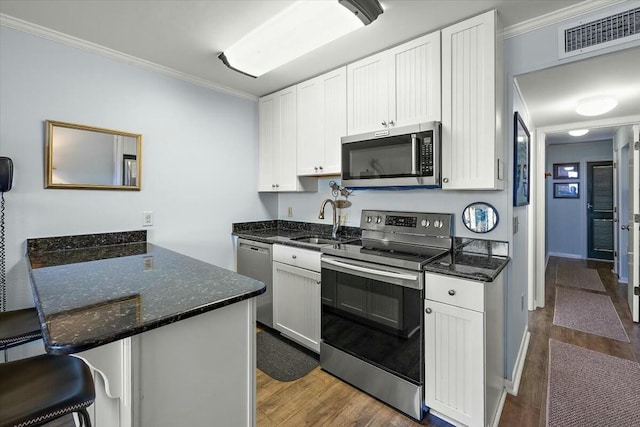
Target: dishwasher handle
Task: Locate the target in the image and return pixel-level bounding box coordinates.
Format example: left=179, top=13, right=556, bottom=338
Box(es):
left=238, top=242, right=270, bottom=255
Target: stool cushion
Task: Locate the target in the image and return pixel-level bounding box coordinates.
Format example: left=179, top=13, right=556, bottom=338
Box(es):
left=0, top=354, right=95, bottom=427
left=0, top=308, right=42, bottom=349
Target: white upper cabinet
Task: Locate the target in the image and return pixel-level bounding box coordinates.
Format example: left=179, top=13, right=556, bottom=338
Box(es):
left=259, top=86, right=317, bottom=192
left=297, top=67, right=347, bottom=176
left=347, top=32, right=441, bottom=135
left=441, top=10, right=504, bottom=190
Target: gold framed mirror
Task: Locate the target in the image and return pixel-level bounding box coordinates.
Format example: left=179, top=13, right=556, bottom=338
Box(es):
left=45, top=120, right=142, bottom=190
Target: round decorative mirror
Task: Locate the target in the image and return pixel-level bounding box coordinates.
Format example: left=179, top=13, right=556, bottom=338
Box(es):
left=462, top=202, right=499, bottom=233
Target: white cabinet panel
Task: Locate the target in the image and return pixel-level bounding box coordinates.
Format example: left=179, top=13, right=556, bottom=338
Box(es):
left=347, top=32, right=441, bottom=135
left=441, top=10, right=503, bottom=190
left=347, top=51, right=388, bottom=135
left=297, top=67, right=346, bottom=176
left=273, top=262, right=321, bottom=353
left=389, top=31, right=441, bottom=128
left=425, top=300, right=484, bottom=427
left=258, top=86, right=317, bottom=192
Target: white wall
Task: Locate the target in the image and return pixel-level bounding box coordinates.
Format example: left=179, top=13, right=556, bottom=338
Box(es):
left=279, top=178, right=509, bottom=240
left=546, top=140, right=613, bottom=259
left=0, top=26, right=277, bottom=317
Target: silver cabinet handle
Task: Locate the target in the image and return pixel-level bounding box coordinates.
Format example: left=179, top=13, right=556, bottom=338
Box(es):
left=381, top=121, right=387, bottom=127
left=425, top=307, right=432, bottom=314
left=389, top=120, right=395, bottom=126
left=271, top=184, right=275, bottom=188
left=442, top=178, right=449, bottom=183
left=292, top=255, right=297, bottom=259
left=314, top=166, right=318, bottom=171
left=319, top=166, right=323, bottom=170
left=621, top=225, right=630, bottom=230
left=448, top=289, right=456, bottom=296
left=587, top=203, right=593, bottom=209
left=275, top=184, right=279, bottom=188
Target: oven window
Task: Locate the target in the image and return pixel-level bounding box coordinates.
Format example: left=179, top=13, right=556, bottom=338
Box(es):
left=342, top=135, right=414, bottom=179
left=321, top=268, right=423, bottom=385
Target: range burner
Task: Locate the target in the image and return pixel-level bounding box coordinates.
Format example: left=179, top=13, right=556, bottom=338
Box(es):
left=322, top=210, right=453, bottom=270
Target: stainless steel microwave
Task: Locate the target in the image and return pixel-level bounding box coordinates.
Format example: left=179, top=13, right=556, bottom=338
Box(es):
left=341, top=122, right=441, bottom=189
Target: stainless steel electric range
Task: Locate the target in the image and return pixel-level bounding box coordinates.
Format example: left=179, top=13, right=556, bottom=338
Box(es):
left=320, top=210, right=453, bottom=420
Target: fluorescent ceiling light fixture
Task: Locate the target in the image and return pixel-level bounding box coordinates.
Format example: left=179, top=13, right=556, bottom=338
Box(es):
left=575, top=96, right=618, bottom=116
left=568, top=129, right=589, bottom=136
left=219, top=0, right=383, bottom=78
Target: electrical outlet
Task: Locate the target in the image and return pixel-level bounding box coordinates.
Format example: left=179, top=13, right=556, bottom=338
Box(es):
left=143, top=211, right=153, bottom=227
left=287, top=207, right=293, bottom=217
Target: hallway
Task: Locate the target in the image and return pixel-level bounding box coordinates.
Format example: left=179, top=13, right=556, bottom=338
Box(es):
left=500, top=256, right=640, bottom=426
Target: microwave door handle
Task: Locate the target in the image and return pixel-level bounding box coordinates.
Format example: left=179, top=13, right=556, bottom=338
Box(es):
left=322, top=258, right=418, bottom=281
left=411, top=135, right=417, bottom=175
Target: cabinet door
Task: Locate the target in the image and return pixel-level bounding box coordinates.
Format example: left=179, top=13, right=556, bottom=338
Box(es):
left=273, top=262, right=321, bottom=353
left=297, top=78, right=324, bottom=176
left=424, top=299, right=484, bottom=427
left=258, top=95, right=277, bottom=191
left=441, top=10, right=498, bottom=189
left=275, top=86, right=298, bottom=191
left=347, top=51, right=389, bottom=135
left=388, top=32, right=441, bottom=128
left=320, top=67, right=346, bottom=175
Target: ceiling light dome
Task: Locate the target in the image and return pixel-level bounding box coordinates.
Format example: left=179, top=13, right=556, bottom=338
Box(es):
left=569, top=129, right=589, bottom=136
left=575, top=96, right=618, bottom=116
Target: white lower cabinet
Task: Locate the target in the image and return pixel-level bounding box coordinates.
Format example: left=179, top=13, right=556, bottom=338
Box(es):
left=424, top=272, right=505, bottom=427
left=273, top=245, right=321, bottom=353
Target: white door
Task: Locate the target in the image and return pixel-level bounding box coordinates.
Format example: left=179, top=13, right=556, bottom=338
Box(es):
left=628, top=125, right=639, bottom=322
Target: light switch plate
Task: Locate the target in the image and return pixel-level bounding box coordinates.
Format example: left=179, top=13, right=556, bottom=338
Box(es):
left=143, top=211, right=153, bottom=227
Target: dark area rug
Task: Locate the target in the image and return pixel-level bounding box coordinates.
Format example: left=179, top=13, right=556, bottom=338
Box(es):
left=256, top=330, right=318, bottom=382
left=547, top=339, right=640, bottom=426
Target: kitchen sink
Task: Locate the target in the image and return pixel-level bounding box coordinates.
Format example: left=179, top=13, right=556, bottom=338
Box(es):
left=290, top=236, right=339, bottom=245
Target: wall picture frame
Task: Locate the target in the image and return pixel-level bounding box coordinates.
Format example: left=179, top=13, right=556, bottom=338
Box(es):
left=553, top=162, right=579, bottom=179
left=513, top=111, right=530, bottom=206
left=553, top=182, right=579, bottom=198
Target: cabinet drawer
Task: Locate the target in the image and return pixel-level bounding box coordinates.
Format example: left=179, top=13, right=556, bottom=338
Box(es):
left=273, top=244, right=321, bottom=272
left=425, top=273, right=484, bottom=312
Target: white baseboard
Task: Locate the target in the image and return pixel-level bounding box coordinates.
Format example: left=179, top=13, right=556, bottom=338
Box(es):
left=505, top=331, right=531, bottom=396
left=492, top=389, right=508, bottom=427
left=548, top=252, right=583, bottom=259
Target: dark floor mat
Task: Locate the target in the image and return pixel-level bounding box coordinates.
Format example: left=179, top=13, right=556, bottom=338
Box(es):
left=256, top=330, right=319, bottom=382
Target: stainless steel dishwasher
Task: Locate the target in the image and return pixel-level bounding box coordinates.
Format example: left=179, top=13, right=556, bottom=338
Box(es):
left=237, top=238, right=273, bottom=327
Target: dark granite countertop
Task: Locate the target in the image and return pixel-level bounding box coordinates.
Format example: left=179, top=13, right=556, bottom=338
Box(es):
left=232, top=220, right=361, bottom=250
left=27, top=233, right=265, bottom=355
left=424, top=238, right=510, bottom=282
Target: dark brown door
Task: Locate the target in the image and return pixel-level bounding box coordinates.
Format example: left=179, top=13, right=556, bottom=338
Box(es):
left=587, top=161, right=614, bottom=260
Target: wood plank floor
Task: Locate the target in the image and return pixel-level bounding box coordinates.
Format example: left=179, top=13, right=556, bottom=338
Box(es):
left=258, top=257, right=640, bottom=426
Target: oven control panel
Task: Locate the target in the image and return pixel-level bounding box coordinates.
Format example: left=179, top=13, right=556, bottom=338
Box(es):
left=361, top=210, right=452, bottom=237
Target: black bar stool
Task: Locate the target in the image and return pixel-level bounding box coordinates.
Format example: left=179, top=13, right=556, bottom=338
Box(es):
left=0, top=307, right=42, bottom=350
left=0, top=353, right=96, bottom=427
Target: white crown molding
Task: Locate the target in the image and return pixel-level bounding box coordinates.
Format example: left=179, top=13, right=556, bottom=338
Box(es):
left=503, top=0, right=629, bottom=39
left=0, top=13, right=258, bottom=102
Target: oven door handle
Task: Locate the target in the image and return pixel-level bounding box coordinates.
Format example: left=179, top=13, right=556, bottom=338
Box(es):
left=322, top=258, right=418, bottom=281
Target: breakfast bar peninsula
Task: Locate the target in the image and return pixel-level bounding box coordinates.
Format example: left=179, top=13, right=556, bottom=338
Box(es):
left=27, top=231, right=265, bottom=427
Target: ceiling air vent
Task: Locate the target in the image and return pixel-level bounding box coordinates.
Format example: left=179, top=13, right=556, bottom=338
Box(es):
left=559, top=6, right=640, bottom=58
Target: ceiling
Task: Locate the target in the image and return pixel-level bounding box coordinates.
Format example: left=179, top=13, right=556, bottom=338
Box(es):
left=0, top=0, right=585, bottom=98
left=516, top=47, right=640, bottom=145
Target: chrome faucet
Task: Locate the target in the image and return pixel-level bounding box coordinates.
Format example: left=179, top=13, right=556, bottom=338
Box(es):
left=318, top=199, right=339, bottom=239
